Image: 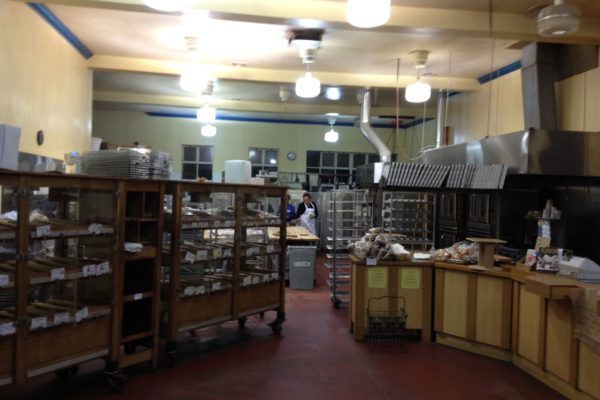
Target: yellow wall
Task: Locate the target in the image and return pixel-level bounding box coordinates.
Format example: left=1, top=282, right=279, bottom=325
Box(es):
left=92, top=109, right=435, bottom=177
left=555, top=64, right=600, bottom=132
left=446, top=70, right=525, bottom=144
left=0, top=1, right=92, bottom=159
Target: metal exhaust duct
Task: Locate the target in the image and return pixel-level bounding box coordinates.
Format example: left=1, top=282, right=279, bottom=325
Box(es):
left=360, top=89, right=391, bottom=162
left=435, top=90, right=447, bottom=148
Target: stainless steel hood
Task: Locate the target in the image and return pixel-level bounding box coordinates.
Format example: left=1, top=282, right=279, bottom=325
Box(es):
left=419, top=128, right=600, bottom=177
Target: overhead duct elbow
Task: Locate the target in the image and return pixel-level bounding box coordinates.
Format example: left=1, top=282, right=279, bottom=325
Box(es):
left=435, top=90, right=447, bottom=148
left=360, top=89, right=391, bottom=162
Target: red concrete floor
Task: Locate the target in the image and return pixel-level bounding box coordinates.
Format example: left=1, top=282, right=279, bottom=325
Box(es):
left=3, top=257, right=565, bottom=400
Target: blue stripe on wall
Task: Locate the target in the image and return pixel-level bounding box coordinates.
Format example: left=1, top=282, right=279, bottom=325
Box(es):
left=28, top=3, right=93, bottom=59
left=477, top=60, right=522, bottom=85
left=145, top=112, right=432, bottom=129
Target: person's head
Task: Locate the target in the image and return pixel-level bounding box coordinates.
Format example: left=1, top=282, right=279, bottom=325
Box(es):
left=286, top=194, right=291, bottom=201
left=303, top=193, right=311, bottom=204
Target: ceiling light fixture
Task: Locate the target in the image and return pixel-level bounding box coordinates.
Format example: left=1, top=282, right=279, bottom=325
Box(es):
left=144, top=0, right=185, bottom=12
left=325, top=87, right=342, bottom=101
left=537, top=0, right=580, bottom=37
left=405, top=50, right=432, bottom=103
left=201, top=124, right=217, bottom=137
left=289, top=30, right=324, bottom=99
left=197, top=104, right=217, bottom=123
left=179, top=62, right=209, bottom=93
left=324, top=117, right=339, bottom=143
left=347, top=0, right=391, bottom=28
left=296, top=71, right=321, bottom=98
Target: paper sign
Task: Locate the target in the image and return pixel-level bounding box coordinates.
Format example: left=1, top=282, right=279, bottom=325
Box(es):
left=50, top=268, right=65, bottom=281
left=267, top=245, right=274, bottom=254
left=133, top=293, right=143, bottom=301
left=251, top=276, right=260, bottom=284
left=211, top=282, right=221, bottom=291
left=54, top=312, right=70, bottom=325
left=0, top=322, right=16, bottom=336
left=271, top=272, right=279, bottom=281
left=184, top=286, right=196, bottom=297
left=242, top=276, right=252, bottom=286
left=212, top=248, right=223, bottom=259
left=0, top=274, right=9, bottom=286
left=401, top=268, right=421, bottom=289
left=366, top=257, right=378, bottom=266
left=82, top=264, right=95, bottom=277
left=36, top=225, right=51, bottom=237
left=195, top=286, right=205, bottom=295
left=196, top=250, right=208, bottom=260
left=224, top=248, right=233, bottom=257
left=31, top=316, right=47, bottom=330
left=185, top=252, right=196, bottom=263
left=97, top=262, right=110, bottom=275
left=75, top=307, right=89, bottom=322
left=367, top=268, right=388, bottom=289
left=88, top=223, right=104, bottom=235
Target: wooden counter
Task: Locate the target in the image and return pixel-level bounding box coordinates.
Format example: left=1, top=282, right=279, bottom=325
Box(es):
left=434, top=262, right=513, bottom=361
left=267, top=226, right=319, bottom=242
left=350, top=256, right=433, bottom=342
left=433, top=262, right=600, bottom=400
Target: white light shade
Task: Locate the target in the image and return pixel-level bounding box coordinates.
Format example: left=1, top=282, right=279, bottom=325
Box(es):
left=295, top=72, right=321, bottom=98
left=325, top=87, right=342, bottom=101
left=179, top=64, right=208, bottom=93
left=201, top=124, right=217, bottom=137
left=144, top=0, right=185, bottom=12
left=196, top=104, right=217, bottom=123
left=537, top=1, right=580, bottom=37
left=324, top=129, right=339, bottom=143
left=347, top=0, right=391, bottom=28
left=405, top=81, right=432, bottom=103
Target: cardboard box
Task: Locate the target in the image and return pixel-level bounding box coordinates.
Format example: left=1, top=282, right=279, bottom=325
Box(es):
left=0, top=125, right=20, bottom=170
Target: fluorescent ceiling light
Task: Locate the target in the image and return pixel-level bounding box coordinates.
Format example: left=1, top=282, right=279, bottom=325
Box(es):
left=326, top=112, right=340, bottom=117
left=325, top=87, right=342, bottom=101
left=201, top=124, right=217, bottom=137
left=269, top=158, right=277, bottom=165
left=324, top=128, right=339, bottom=143
left=197, top=104, right=217, bottom=123
left=347, top=0, right=391, bottom=28
left=295, top=72, right=321, bottom=98
left=179, top=63, right=209, bottom=93
left=405, top=80, right=431, bottom=103
left=537, top=0, right=580, bottom=37
left=144, top=0, right=185, bottom=12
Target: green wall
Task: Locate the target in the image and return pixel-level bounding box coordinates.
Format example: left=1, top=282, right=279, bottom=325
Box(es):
left=92, top=110, right=436, bottom=178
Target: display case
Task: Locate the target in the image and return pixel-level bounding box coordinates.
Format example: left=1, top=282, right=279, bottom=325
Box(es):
left=107, top=180, right=163, bottom=383
left=379, top=191, right=435, bottom=250
left=0, top=172, right=119, bottom=386
left=162, top=182, right=286, bottom=364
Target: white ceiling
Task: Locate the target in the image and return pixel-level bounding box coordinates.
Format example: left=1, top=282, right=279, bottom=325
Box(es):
left=38, top=0, right=600, bottom=119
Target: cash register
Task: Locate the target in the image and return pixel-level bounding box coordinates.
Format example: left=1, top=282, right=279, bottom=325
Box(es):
left=559, top=256, right=600, bottom=283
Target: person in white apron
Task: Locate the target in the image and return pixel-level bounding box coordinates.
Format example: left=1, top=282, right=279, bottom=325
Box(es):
left=295, top=192, right=318, bottom=235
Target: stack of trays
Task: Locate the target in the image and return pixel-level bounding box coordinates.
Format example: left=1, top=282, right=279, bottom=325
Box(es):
left=81, top=150, right=151, bottom=179
left=149, top=151, right=172, bottom=180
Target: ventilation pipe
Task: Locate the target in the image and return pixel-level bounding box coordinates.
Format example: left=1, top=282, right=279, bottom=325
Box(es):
left=360, top=89, right=391, bottom=162
left=435, top=90, right=447, bottom=148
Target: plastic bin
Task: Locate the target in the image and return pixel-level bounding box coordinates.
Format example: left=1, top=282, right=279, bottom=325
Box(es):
left=288, top=246, right=317, bottom=290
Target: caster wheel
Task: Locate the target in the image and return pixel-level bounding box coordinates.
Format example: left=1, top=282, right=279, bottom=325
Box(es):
left=238, top=317, right=247, bottom=331
left=259, top=312, right=265, bottom=319
left=270, top=323, right=282, bottom=335
left=106, top=376, right=124, bottom=392
left=56, top=365, right=79, bottom=382
left=331, top=298, right=341, bottom=309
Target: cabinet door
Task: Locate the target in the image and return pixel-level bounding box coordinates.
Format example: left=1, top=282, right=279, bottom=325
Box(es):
left=517, top=284, right=543, bottom=364
left=441, top=270, right=470, bottom=339
left=475, top=276, right=511, bottom=349
left=545, top=299, right=574, bottom=383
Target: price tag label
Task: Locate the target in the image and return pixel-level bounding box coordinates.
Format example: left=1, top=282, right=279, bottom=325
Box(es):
left=100, top=262, right=111, bottom=275
left=50, top=268, right=66, bottom=281
left=271, top=272, right=279, bottom=281
left=184, top=286, right=196, bottom=297
left=36, top=225, right=51, bottom=237
left=82, top=264, right=95, bottom=277
left=195, top=286, right=205, bottom=295
left=87, top=223, right=104, bottom=235
left=196, top=250, right=208, bottom=260
left=0, top=274, right=9, bottom=287
left=75, top=307, right=89, bottom=322
left=31, top=316, right=47, bottom=330
left=252, top=276, right=260, bottom=284
left=133, top=293, right=143, bottom=301
left=0, top=322, right=16, bottom=336
left=242, top=276, right=252, bottom=286
left=366, top=257, right=378, bottom=266
left=211, top=282, right=221, bottom=292
left=184, top=252, right=196, bottom=263
left=54, top=312, right=70, bottom=325
left=267, top=245, right=274, bottom=254
left=212, top=248, right=223, bottom=259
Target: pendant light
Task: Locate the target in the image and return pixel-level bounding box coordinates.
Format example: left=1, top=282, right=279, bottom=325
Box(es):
left=196, top=104, right=217, bottom=123
left=144, top=0, right=185, bottom=12
left=179, top=62, right=209, bottom=93
left=537, top=0, right=580, bottom=37
left=347, top=0, right=391, bottom=28
left=324, top=118, right=339, bottom=143
left=295, top=71, right=321, bottom=98
left=405, top=50, right=432, bottom=103
left=405, top=78, right=431, bottom=103
left=201, top=124, right=217, bottom=137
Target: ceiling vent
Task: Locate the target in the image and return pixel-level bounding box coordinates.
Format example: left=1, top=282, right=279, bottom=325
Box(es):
left=288, top=29, right=324, bottom=50
left=537, top=0, right=581, bottom=37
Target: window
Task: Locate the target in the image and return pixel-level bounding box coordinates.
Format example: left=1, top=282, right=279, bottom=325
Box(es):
left=182, top=145, right=214, bottom=180
left=305, top=151, right=396, bottom=185
left=249, top=147, right=278, bottom=177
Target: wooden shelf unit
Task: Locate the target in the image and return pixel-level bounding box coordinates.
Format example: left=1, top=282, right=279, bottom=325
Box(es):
left=162, top=182, right=287, bottom=363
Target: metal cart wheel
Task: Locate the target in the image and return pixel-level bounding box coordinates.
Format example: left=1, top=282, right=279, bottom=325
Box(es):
left=56, top=365, right=79, bottom=382
left=238, top=316, right=248, bottom=331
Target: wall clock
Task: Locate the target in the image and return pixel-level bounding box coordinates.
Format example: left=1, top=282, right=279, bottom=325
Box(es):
left=36, top=130, right=44, bottom=146
left=287, top=151, right=297, bottom=161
